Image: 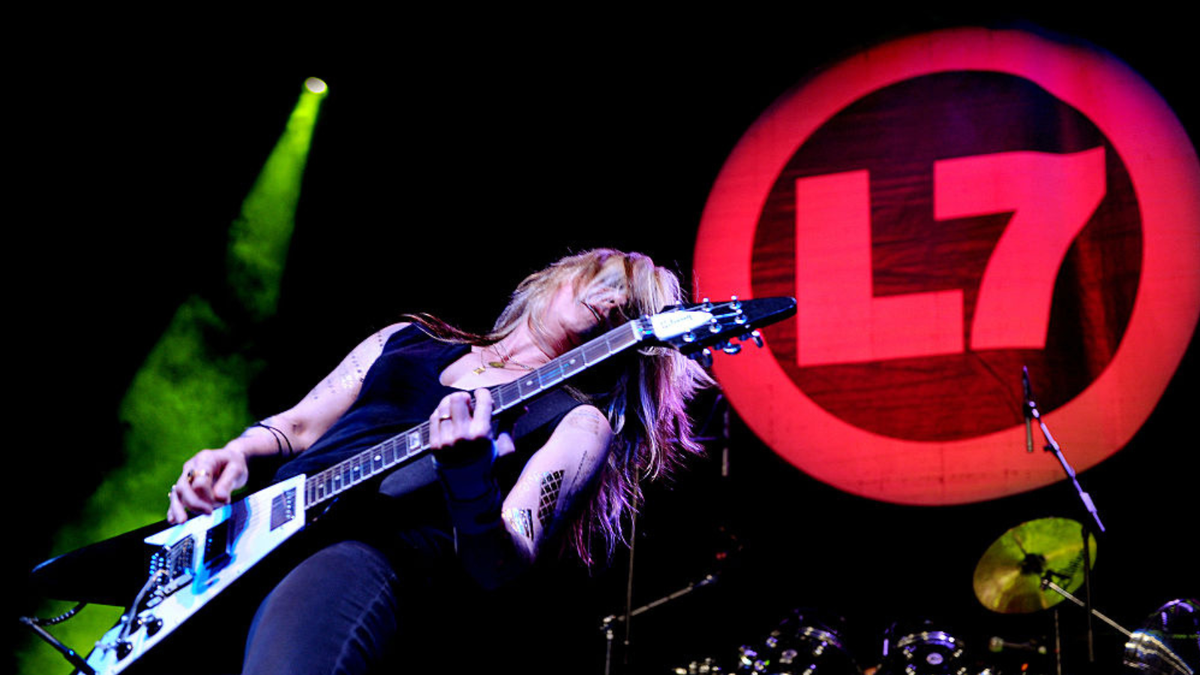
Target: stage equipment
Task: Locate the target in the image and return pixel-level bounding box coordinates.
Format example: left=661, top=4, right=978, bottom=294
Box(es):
left=734, top=610, right=861, bottom=675
left=1022, top=367, right=1107, bottom=662
left=878, top=622, right=972, bottom=675
left=603, top=572, right=721, bottom=675
left=1123, top=599, right=1199, bottom=675
left=972, top=517, right=1097, bottom=614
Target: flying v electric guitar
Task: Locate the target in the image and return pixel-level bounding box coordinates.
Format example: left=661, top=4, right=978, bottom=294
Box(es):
left=39, top=297, right=795, bottom=675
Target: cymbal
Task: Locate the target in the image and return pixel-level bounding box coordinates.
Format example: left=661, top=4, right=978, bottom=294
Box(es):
left=973, top=517, right=1097, bottom=614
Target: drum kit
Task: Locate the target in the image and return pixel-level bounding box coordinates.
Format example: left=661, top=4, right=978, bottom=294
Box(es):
left=670, top=519, right=1196, bottom=675
left=659, top=372, right=1197, bottom=675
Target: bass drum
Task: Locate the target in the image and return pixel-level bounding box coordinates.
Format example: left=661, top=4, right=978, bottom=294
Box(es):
left=878, top=622, right=972, bottom=675
left=1123, top=598, right=1199, bottom=675
left=735, top=609, right=862, bottom=675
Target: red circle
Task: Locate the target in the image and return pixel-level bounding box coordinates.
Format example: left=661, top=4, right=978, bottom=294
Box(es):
left=694, top=28, right=1200, bottom=505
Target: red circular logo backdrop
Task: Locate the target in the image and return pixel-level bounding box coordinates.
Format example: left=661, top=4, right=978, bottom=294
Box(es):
left=694, top=28, right=1200, bottom=505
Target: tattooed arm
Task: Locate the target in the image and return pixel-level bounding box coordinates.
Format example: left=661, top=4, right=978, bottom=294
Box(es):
left=500, top=405, right=612, bottom=560
left=168, top=323, right=408, bottom=523
left=430, top=390, right=613, bottom=588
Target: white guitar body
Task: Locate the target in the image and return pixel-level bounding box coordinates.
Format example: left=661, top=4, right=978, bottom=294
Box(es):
left=85, top=475, right=307, bottom=675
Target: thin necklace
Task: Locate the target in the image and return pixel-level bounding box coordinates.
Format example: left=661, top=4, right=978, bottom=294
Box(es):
left=473, top=342, right=536, bottom=374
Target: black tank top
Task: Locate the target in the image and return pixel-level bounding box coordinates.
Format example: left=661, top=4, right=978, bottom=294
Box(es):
left=271, top=326, right=587, bottom=569
left=275, top=326, right=584, bottom=495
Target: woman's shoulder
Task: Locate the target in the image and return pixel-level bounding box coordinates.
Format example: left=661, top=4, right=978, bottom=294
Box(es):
left=377, top=321, right=411, bottom=338
left=350, top=322, right=412, bottom=357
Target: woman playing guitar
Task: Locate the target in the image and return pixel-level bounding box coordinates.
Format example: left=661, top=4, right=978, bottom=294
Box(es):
left=165, top=248, right=712, bottom=674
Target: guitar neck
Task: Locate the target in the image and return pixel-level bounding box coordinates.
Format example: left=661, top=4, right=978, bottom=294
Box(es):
left=301, top=320, right=644, bottom=511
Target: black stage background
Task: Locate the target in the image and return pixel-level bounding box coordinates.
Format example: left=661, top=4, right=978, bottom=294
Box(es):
left=13, top=11, right=1198, bottom=674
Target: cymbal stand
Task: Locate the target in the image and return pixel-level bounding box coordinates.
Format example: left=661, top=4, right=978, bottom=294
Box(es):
left=1053, top=608, right=1062, bottom=675
left=1040, top=576, right=1132, bottom=638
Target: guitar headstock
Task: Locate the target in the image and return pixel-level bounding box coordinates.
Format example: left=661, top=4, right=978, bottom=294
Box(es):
left=641, top=296, right=796, bottom=366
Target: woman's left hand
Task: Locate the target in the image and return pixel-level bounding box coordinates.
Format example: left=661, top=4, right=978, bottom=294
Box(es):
left=428, top=389, right=514, bottom=457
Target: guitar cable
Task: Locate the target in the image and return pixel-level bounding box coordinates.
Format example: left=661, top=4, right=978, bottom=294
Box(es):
left=22, top=602, right=88, bottom=626
left=19, top=603, right=96, bottom=675
left=116, top=569, right=170, bottom=642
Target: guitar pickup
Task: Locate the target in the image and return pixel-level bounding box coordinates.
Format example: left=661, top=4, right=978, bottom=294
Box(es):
left=269, top=487, right=297, bottom=530
left=202, top=499, right=249, bottom=574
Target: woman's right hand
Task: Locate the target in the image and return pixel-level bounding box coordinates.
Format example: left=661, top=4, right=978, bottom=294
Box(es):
left=167, top=447, right=250, bottom=524
left=161, top=324, right=408, bottom=525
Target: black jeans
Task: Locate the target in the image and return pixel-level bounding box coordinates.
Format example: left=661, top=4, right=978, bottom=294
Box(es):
left=242, top=540, right=403, bottom=675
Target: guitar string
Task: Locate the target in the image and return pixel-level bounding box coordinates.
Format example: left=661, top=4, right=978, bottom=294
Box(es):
left=301, top=322, right=640, bottom=507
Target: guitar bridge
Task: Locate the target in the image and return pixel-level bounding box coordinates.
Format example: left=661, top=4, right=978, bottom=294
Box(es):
left=147, top=537, right=194, bottom=603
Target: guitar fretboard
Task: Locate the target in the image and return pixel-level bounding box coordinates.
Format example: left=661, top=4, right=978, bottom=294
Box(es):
left=302, top=320, right=643, bottom=510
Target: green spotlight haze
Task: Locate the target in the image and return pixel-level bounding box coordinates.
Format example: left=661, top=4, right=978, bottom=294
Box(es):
left=20, top=83, right=325, bottom=675
left=228, top=87, right=323, bottom=321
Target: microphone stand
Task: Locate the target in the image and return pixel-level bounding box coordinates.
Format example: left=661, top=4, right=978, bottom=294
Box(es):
left=1024, top=368, right=1106, bottom=667
left=601, top=573, right=720, bottom=675
left=602, top=393, right=732, bottom=674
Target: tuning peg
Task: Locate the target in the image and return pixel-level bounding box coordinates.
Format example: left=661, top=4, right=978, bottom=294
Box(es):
left=729, top=295, right=741, bottom=310
left=742, top=330, right=763, bottom=348
left=721, top=342, right=742, bottom=355
left=701, top=297, right=714, bottom=311
left=690, top=348, right=714, bottom=368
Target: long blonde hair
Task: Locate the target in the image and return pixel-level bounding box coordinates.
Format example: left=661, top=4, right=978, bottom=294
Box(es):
left=497, top=249, right=714, bottom=562
left=412, top=249, right=713, bottom=564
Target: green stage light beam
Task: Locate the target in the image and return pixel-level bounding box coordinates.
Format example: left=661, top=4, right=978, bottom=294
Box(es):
left=20, top=79, right=327, bottom=675
left=228, top=79, right=326, bottom=321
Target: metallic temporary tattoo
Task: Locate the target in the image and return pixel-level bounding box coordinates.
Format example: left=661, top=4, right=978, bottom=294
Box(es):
left=567, top=451, right=595, bottom=496
left=504, top=507, right=534, bottom=540
left=536, top=470, right=565, bottom=527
